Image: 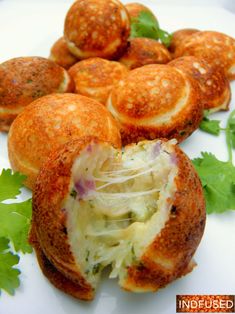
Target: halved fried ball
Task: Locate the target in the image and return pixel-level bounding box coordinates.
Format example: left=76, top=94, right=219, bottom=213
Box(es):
left=169, top=56, right=231, bottom=112
left=64, top=0, right=130, bottom=60
left=174, top=31, right=235, bottom=80
left=30, top=137, right=206, bottom=300
left=49, top=37, right=79, bottom=69
left=119, top=38, right=171, bottom=70
left=0, top=57, right=73, bottom=131
left=8, top=94, right=121, bottom=189
left=169, top=28, right=200, bottom=57
left=107, top=64, right=203, bottom=145
left=125, top=2, right=158, bottom=21
left=68, top=58, right=128, bottom=105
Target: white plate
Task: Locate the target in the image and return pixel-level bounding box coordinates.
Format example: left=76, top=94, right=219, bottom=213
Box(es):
left=0, top=1, right=235, bottom=314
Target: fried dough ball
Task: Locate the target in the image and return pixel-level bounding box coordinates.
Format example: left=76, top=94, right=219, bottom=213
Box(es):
left=0, top=57, right=73, bottom=132
left=64, top=0, right=130, bottom=60
left=174, top=31, right=235, bottom=80
left=49, top=37, right=79, bottom=69
left=169, top=56, right=231, bottom=112
left=30, top=136, right=206, bottom=300
left=169, top=28, right=200, bottom=57
left=107, top=64, right=203, bottom=145
left=125, top=2, right=158, bottom=22
left=68, top=58, right=128, bottom=105
left=119, top=38, right=171, bottom=70
left=8, top=94, right=121, bottom=189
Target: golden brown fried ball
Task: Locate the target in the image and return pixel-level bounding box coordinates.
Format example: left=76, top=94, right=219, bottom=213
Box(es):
left=30, top=137, right=205, bottom=300
left=68, top=58, right=128, bottom=105
left=49, top=37, right=79, bottom=69
left=0, top=57, right=73, bottom=132
left=64, top=0, right=130, bottom=60
left=8, top=93, right=121, bottom=189
left=174, top=31, right=235, bottom=80
left=169, top=28, right=200, bottom=57
left=125, top=2, right=158, bottom=21
left=107, top=64, right=203, bottom=145
left=119, top=38, right=171, bottom=70
left=169, top=56, right=231, bottom=112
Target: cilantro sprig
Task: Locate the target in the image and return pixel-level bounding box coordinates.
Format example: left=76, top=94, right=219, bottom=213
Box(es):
left=0, top=169, right=32, bottom=295
left=193, top=152, right=235, bottom=214
left=199, top=117, right=221, bottom=135
left=130, top=11, right=172, bottom=47
left=0, top=238, right=20, bottom=295
left=193, top=109, right=235, bottom=214
left=0, top=169, right=26, bottom=202
left=199, top=110, right=227, bottom=136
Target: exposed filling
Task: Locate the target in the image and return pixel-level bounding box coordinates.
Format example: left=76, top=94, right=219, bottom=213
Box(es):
left=64, top=139, right=178, bottom=288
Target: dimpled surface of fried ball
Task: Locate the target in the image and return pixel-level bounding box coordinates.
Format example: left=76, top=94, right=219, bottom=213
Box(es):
left=125, top=2, right=158, bottom=21
left=64, top=0, right=130, bottom=60
left=8, top=93, right=121, bottom=189
left=119, top=38, right=171, bottom=70
left=169, top=28, right=200, bottom=57
left=68, top=58, right=129, bottom=105
left=49, top=37, right=79, bottom=69
left=169, top=56, right=231, bottom=112
left=107, top=64, right=203, bottom=145
left=174, top=31, right=235, bottom=80
left=0, top=56, right=73, bottom=131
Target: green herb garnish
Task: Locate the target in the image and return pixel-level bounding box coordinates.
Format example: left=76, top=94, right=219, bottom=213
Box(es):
left=193, top=109, right=235, bottom=214
left=0, top=169, right=32, bottom=295
left=0, top=238, right=20, bottom=295
left=193, top=152, right=235, bottom=214
left=199, top=117, right=221, bottom=135
left=130, top=11, right=172, bottom=47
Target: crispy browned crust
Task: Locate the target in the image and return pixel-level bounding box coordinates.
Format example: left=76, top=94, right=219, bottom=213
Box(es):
left=0, top=57, right=74, bottom=131
left=173, top=31, right=235, bottom=80
left=31, top=137, right=205, bottom=298
left=30, top=137, right=101, bottom=300
left=169, top=56, right=231, bottom=112
left=125, top=2, right=157, bottom=20
left=119, top=38, right=172, bottom=70
left=68, top=58, right=128, bottom=105
left=8, top=93, right=121, bottom=189
left=107, top=64, right=203, bottom=145
left=49, top=37, right=79, bottom=70
left=64, top=0, right=130, bottom=60
left=169, top=29, right=200, bottom=57
left=121, top=145, right=206, bottom=292
left=29, top=224, right=94, bottom=301
left=0, top=116, right=15, bottom=132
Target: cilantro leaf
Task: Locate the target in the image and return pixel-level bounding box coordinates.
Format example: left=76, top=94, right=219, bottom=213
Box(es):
left=0, top=169, right=26, bottom=202
left=156, top=28, right=172, bottom=47
left=199, top=117, right=221, bottom=135
left=0, top=169, right=32, bottom=253
left=0, top=237, right=20, bottom=295
left=131, top=11, right=159, bottom=39
left=0, top=200, right=32, bottom=253
left=0, top=169, right=32, bottom=296
left=130, top=11, right=172, bottom=47
left=192, top=152, right=235, bottom=214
